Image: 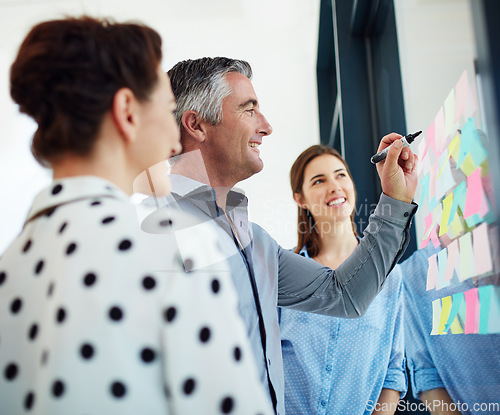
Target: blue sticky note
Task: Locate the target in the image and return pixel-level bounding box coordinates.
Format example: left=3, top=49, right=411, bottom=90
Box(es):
left=458, top=118, right=488, bottom=168
left=447, top=181, right=467, bottom=226
left=478, top=285, right=492, bottom=334
left=445, top=292, right=464, bottom=332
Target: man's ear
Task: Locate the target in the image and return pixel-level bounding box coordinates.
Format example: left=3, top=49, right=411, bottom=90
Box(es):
left=112, top=87, right=138, bottom=143
left=181, top=110, right=208, bottom=143
left=293, top=192, right=306, bottom=209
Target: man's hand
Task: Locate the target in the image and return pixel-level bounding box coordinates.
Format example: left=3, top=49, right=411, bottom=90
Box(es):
left=375, top=132, right=418, bottom=204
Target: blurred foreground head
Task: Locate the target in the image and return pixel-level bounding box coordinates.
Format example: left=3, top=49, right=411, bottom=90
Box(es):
left=10, top=16, right=163, bottom=167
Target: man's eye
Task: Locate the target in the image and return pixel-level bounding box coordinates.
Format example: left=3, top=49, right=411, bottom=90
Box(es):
left=246, top=109, right=255, bottom=114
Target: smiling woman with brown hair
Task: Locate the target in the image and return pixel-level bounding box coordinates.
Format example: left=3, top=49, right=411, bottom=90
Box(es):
left=279, top=144, right=407, bottom=415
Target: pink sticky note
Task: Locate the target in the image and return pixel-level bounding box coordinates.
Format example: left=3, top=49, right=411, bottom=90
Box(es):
left=427, top=254, right=439, bottom=290
left=454, top=70, right=467, bottom=123
left=434, top=107, right=446, bottom=155
left=429, top=161, right=438, bottom=201
left=464, top=169, right=485, bottom=218
left=426, top=122, right=436, bottom=159
left=430, top=229, right=441, bottom=248
left=464, top=287, right=480, bottom=334
left=444, top=239, right=459, bottom=282
left=473, top=223, right=493, bottom=275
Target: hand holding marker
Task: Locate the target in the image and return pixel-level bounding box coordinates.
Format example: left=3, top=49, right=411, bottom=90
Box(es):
left=370, top=131, right=422, bottom=164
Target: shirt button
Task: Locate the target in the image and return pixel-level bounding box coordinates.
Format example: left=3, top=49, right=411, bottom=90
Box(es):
left=325, top=365, right=332, bottom=372
left=268, top=358, right=271, bottom=366
left=320, top=400, right=326, bottom=407
left=404, top=211, right=409, bottom=217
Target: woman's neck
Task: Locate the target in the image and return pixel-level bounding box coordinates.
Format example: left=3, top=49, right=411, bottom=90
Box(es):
left=313, top=218, right=358, bottom=269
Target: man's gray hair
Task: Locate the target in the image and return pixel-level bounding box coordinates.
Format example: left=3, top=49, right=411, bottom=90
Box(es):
left=168, top=57, right=252, bottom=126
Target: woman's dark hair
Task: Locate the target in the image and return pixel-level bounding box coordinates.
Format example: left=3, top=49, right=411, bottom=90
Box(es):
left=10, top=16, right=162, bottom=166
left=290, top=145, right=358, bottom=257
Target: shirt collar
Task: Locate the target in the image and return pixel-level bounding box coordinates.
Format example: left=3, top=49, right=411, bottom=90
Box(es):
left=169, top=174, right=249, bottom=213
left=25, top=176, right=129, bottom=225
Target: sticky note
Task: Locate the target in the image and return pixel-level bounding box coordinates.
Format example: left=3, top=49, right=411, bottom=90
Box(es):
left=431, top=299, right=442, bottom=335
left=429, top=161, right=438, bottom=201
left=437, top=248, right=449, bottom=288
left=419, top=173, right=431, bottom=208
left=426, top=121, right=437, bottom=159
left=434, top=107, right=446, bottom=155
left=436, top=151, right=456, bottom=200
left=448, top=134, right=461, bottom=162
left=449, top=213, right=464, bottom=237
left=427, top=254, right=439, bottom=290
left=473, top=223, right=493, bottom=276
left=439, top=296, right=452, bottom=334
left=454, top=70, right=467, bottom=123
left=444, top=239, right=459, bottom=282
left=464, top=287, right=479, bottom=334
left=459, top=232, right=475, bottom=281
left=487, top=286, right=500, bottom=333
left=458, top=118, right=487, bottom=168
left=439, top=193, right=454, bottom=236
left=445, top=291, right=463, bottom=332
left=448, top=182, right=467, bottom=226
left=460, top=154, right=476, bottom=177
left=478, top=285, right=493, bottom=334
left=444, top=89, right=456, bottom=138
left=464, top=168, right=482, bottom=218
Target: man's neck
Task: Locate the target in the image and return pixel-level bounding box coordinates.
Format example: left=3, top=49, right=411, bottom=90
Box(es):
left=171, top=149, right=236, bottom=211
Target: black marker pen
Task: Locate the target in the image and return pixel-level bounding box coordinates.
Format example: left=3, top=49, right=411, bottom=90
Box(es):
left=370, top=131, right=422, bottom=164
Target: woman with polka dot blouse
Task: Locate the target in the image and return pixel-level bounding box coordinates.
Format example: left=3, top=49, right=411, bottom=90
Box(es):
left=0, top=16, right=273, bottom=415
left=279, top=146, right=406, bottom=414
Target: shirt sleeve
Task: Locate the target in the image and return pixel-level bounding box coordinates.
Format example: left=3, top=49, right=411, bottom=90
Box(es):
left=277, top=193, right=417, bottom=317
left=382, top=266, right=407, bottom=397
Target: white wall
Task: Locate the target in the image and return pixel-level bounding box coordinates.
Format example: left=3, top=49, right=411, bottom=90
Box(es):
left=0, top=0, right=321, bottom=252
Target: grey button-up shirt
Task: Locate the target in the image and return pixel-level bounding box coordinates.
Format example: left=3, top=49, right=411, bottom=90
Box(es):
left=142, top=174, right=417, bottom=415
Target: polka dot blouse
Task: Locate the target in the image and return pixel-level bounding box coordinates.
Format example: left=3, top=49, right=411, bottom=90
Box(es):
left=0, top=176, right=273, bottom=415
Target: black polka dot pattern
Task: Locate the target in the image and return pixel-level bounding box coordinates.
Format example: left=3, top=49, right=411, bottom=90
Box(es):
left=142, top=276, right=156, bottom=290
left=51, top=184, right=63, bottom=195
left=0, top=178, right=274, bottom=414
left=164, top=307, right=176, bottom=323
left=10, top=298, right=22, bottom=314
left=183, top=378, right=196, bottom=395
left=108, top=306, right=124, bottom=322
left=118, top=239, right=132, bottom=251
left=110, top=381, right=126, bottom=398
left=83, top=272, right=97, bottom=287
left=199, top=327, right=211, bottom=343
left=34, top=260, right=44, bottom=275
left=52, top=380, right=65, bottom=398
left=80, top=343, right=95, bottom=360
left=24, top=392, right=35, bottom=410
left=140, top=347, right=156, bottom=363
left=4, top=363, right=18, bottom=381
left=221, top=396, right=234, bottom=413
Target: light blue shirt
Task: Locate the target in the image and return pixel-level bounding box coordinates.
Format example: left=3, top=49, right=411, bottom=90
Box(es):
left=142, top=174, right=417, bottom=415
left=402, top=246, right=500, bottom=415
left=279, top=246, right=407, bottom=415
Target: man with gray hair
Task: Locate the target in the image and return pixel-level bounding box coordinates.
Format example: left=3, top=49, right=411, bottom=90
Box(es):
left=148, top=57, right=418, bottom=415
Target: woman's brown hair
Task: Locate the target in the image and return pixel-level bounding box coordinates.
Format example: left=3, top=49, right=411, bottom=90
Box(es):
left=10, top=16, right=162, bottom=166
left=290, top=145, right=358, bottom=257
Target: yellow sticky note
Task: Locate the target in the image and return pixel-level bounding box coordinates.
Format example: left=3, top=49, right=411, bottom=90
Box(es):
left=448, top=134, right=461, bottom=162
left=439, top=296, right=452, bottom=334
left=450, top=317, right=464, bottom=334
left=444, top=89, right=456, bottom=138
left=439, top=193, right=454, bottom=236
left=460, top=154, right=476, bottom=177
left=450, top=210, right=464, bottom=236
